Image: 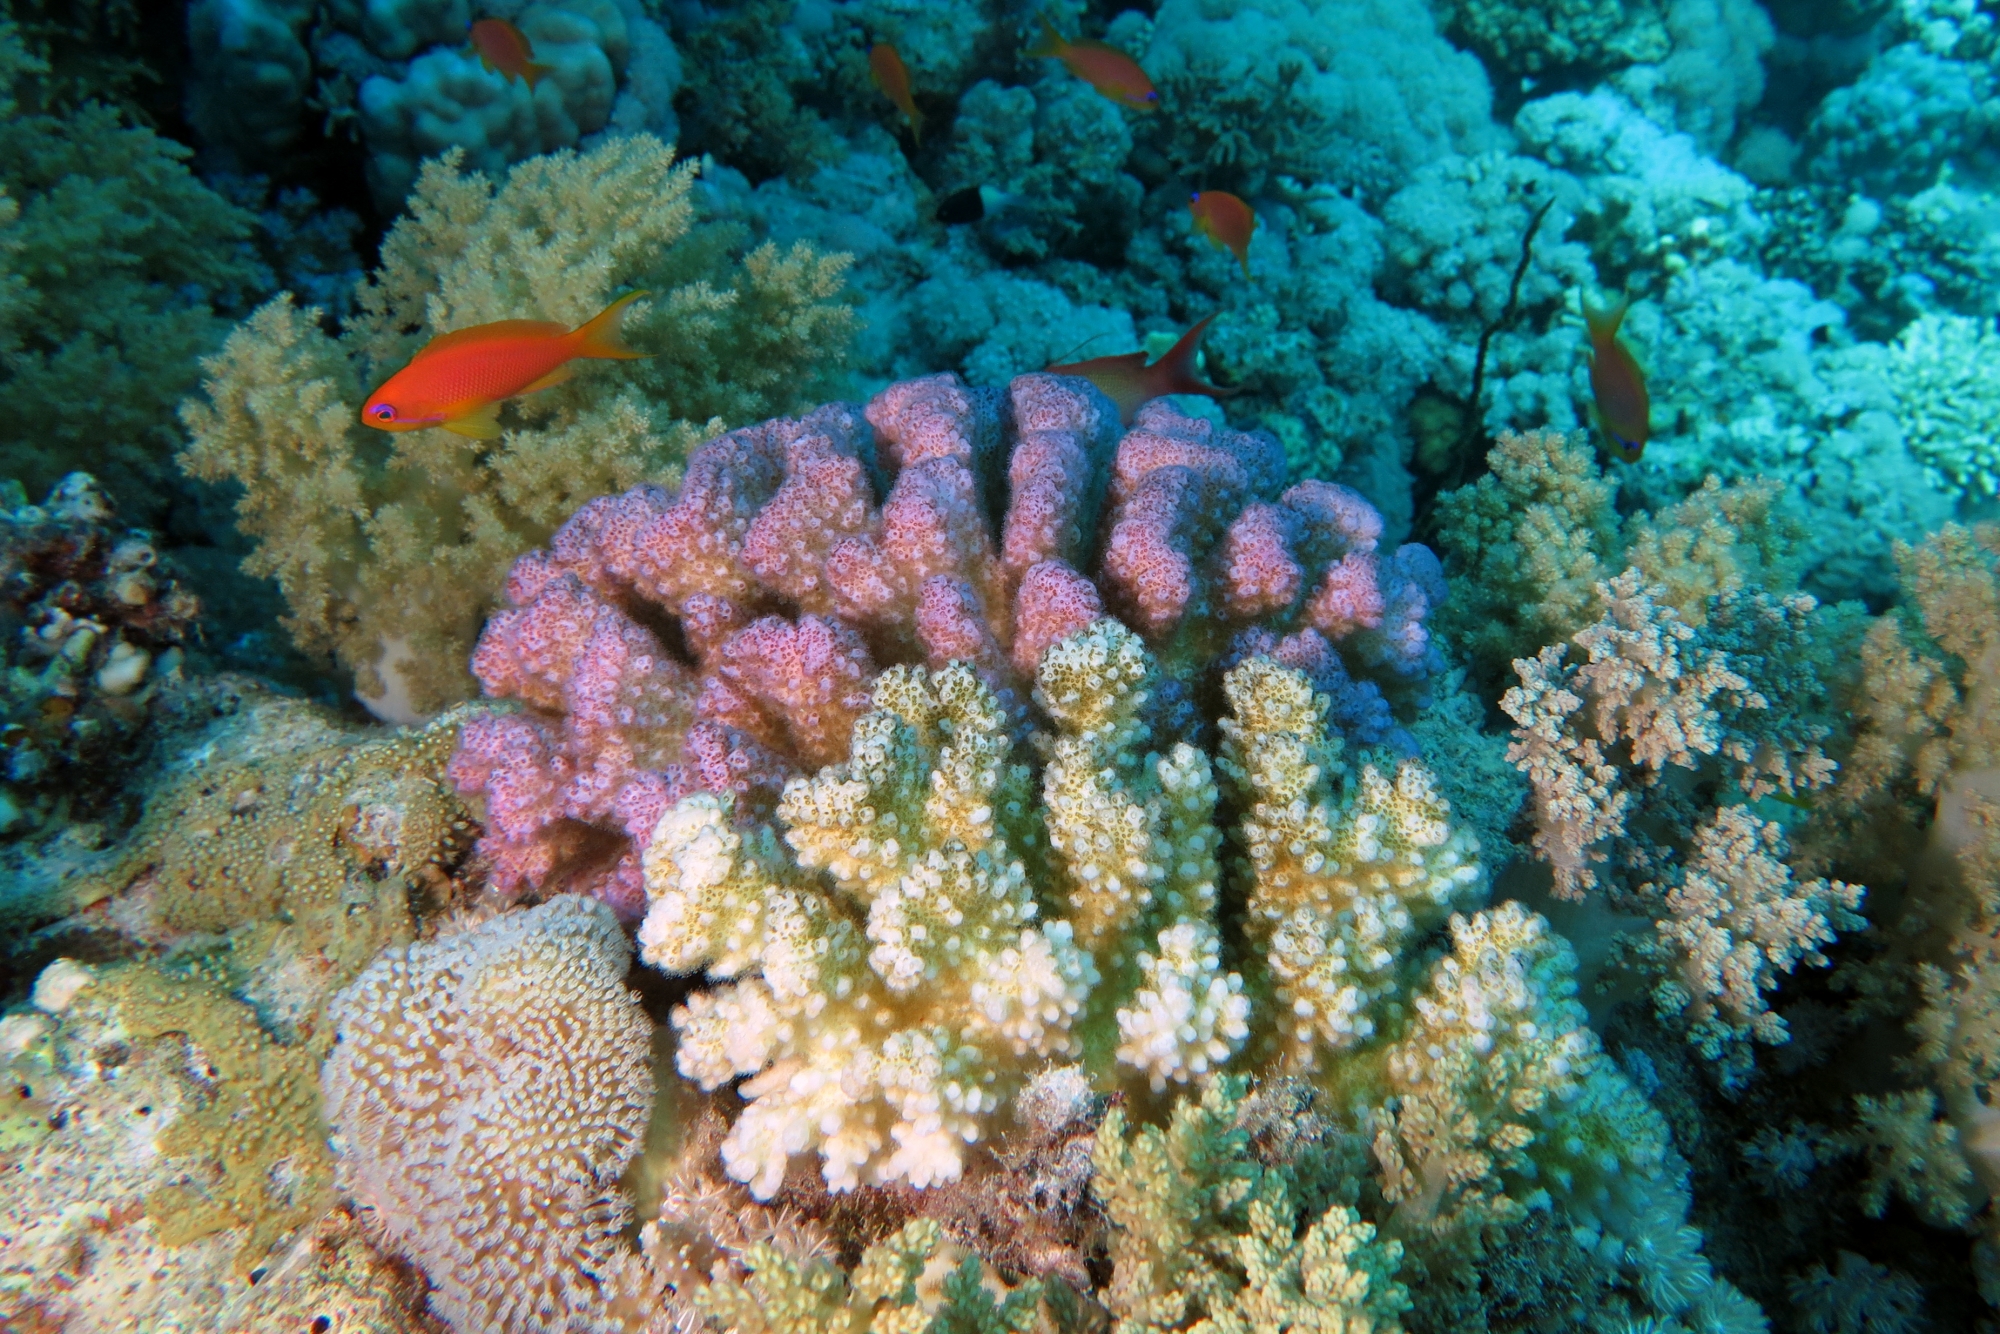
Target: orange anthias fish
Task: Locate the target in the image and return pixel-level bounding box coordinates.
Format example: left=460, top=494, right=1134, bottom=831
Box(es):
left=1046, top=314, right=1236, bottom=425
left=1585, top=298, right=1650, bottom=462
left=470, top=18, right=553, bottom=89
left=1027, top=17, right=1158, bottom=112
left=1190, top=191, right=1256, bottom=278
left=363, top=291, right=650, bottom=439
left=869, top=42, right=924, bottom=144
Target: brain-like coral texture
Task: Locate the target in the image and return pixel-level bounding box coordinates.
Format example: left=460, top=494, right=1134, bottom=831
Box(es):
left=321, top=894, right=655, bottom=1333
left=450, top=372, right=1445, bottom=920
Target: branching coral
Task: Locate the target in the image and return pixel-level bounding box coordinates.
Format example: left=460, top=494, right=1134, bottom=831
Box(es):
left=1503, top=569, right=1864, bottom=1076
left=180, top=133, right=856, bottom=717
left=451, top=374, right=1441, bottom=920
left=696, top=1217, right=1043, bottom=1334
left=322, top=895, right=656, bottom=1334
left=1091, top=1076, right=1411, bottom=1334
left=1887, top=312, right=2000, bottom=498
left=1824, top=523, right=2000, bottom=1292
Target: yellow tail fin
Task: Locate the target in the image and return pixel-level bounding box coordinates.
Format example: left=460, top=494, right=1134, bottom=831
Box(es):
left=571, top=290, right=653, bottom=360
left=1027, top=16, right=1067, bottom=58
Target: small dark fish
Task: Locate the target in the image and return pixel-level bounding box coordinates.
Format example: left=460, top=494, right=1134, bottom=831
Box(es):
left=1585, top=298, right=1650, bottom=462
left=1047, top=314, right=1236, bottom=425
left=936, top=185, right=985, bottom=224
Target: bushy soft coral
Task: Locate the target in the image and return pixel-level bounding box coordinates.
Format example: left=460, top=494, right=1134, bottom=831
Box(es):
left=180, top=134, right=856, bottom=718
left=0, top=22, right=263, bottom=519
left=1503, top=569, right=1865, bottom=1078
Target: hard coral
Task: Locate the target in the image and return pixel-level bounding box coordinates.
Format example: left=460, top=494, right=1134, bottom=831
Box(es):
left=181, top=133, right=855, bottom=718
left=451, top=373, right=1443, bottom=920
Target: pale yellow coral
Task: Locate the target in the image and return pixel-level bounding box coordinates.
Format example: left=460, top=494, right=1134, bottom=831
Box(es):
left=181, top=134, right=855, bottom=716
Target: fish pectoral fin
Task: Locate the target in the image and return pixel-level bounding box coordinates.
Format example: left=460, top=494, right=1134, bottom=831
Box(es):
left=442, top=402, right=504, bottom=439
left=519, top=365, right=575, bottom=395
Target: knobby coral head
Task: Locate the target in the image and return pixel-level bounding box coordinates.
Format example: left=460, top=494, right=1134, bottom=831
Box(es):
left=448, top=371, right=1447, bottom=920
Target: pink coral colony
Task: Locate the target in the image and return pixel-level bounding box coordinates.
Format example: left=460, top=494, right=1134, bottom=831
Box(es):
left=449, top=372, right=1445, bottom=919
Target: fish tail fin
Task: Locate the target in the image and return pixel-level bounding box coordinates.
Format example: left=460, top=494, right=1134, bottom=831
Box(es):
left=1149, top=313, right=1237, bottom=401
left=523, top=61, right=555, bottom=89
left=1584, top=296, right=1628, bottom=340
left=1027, top=16, right=1066, bottom=57
left=572, top=290, right=653, bottom=359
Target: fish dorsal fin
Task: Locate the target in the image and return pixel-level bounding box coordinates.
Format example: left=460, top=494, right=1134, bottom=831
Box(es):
left=442, top=400, right=504, bottom=439
left=412, top=319, right=567, bottom=361
left=1027, top=16, right=1068, bottom=57
left=1047, top=349, right=1151, bottom=422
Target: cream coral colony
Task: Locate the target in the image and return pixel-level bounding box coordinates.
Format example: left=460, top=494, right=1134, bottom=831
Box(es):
left=446, top=374, right=1741, bottom=1321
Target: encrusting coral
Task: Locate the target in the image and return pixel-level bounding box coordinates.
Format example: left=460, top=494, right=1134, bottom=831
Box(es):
left=0, top=677, right=479, bottom=1327
left=180, top=132, right=856, bottom=719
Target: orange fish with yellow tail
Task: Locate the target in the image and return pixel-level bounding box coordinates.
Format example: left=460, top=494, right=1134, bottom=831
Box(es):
left=470, top=18, right=553, bottom=89
left=363, top=291, right=651, bottom=439
left=1584, top=297, right=1650, bottom=462
left=1046, top=314, right=1235, bottom=425
left=1028, top=17, right=1158, bottom=112
left=869, top=42, right=924, bottom=144
left=1190, top=191, right=1256, bottom=278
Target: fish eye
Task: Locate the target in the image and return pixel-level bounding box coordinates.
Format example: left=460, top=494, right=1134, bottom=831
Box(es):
left=370, top=404, right=396, bottom=422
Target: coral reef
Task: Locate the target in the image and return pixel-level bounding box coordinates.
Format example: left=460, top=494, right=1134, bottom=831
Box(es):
left=0, top=472, right=199, bottom=840
left=1092, top=1076, right=1410, bottom=1334
left=181, top=133, right=856, bottom=718
left=187, top=0, right=684, bottom=208
left=323, top=894, right=656, bottom=1333
left=451, top=374, right=1441, bottom=921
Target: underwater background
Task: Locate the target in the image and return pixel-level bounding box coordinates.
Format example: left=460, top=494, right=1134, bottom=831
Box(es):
left=3, top=0, right=1999, bottom=1330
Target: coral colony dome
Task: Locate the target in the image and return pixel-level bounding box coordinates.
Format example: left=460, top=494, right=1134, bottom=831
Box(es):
left=4, top=1, right=2000, bottom=1331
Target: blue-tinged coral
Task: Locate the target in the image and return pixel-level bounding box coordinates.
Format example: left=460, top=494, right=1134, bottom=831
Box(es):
left=1886, top=311, right=2000, bottom=498
left=189, top=0, right=683, bottom=208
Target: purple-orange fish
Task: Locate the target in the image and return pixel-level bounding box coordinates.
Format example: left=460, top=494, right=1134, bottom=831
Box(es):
left=1028, top=17, right=1158, bottom=112
left=363, top=291, right=650, bottom=439
left=1047, top=314, right=1236, bottom=424
left=470, top=18, right=552, bottom=89
left=1585, top=298, right=1650, bottom=462
left=869, top=42, right=924, bottom=144
left=1190, top=191, right=1256, bottom=278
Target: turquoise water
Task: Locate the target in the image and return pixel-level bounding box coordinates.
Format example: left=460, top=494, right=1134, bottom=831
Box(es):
left=0, top=3, right=1993, bottom=1331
